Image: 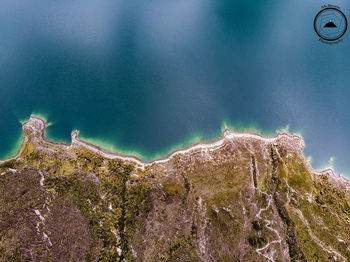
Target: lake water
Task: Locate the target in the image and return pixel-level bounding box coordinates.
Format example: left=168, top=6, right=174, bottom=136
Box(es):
left=1, top=0, right=350, bottom=176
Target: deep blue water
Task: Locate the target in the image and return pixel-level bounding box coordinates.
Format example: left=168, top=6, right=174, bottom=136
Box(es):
left=1, top=0, right=350, bottom=175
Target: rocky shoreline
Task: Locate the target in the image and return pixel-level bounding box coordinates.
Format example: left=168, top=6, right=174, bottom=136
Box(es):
left=1, top=116, right=350, bottom=261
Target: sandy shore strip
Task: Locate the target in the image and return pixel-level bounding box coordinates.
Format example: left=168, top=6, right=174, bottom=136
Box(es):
left=69, top=118, right=303, bottom=169
left=1, top=116, right=349, bottom=185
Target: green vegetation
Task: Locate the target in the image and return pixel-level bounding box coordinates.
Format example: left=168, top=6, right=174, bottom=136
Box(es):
left=1, top=118, right=350, bottom=261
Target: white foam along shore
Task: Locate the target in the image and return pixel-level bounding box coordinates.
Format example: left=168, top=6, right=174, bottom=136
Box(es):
left=1, top=116, right=349, bottom=185
left=67, top=118, right=304, bottom=169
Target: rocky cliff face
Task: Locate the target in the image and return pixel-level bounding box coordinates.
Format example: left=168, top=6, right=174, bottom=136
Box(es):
left=1, top=117, right=350, bottom=261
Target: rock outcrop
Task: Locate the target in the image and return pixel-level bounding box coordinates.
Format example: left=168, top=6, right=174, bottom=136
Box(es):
left=1, top=117, right=350, bottom=261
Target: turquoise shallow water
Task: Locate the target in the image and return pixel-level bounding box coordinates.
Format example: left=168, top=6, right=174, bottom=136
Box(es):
left=1, top=0, right=350, bottom=176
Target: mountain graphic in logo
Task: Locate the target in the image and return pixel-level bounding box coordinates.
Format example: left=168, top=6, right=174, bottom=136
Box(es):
left=324, top=21, right=337, bottom=28
left=314, top=7, right=348, bottom=41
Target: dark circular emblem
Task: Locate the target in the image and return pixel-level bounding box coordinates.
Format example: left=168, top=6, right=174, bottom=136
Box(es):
left=314, top=7, right=347, bottom=41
